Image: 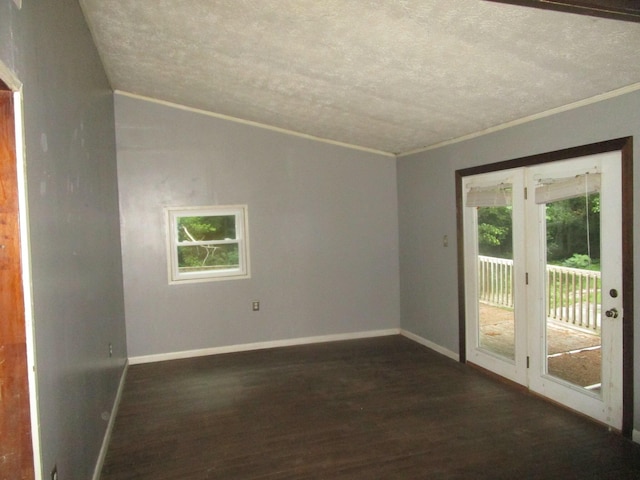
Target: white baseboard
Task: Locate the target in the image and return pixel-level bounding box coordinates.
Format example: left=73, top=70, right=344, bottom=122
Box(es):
left=400, top=329, right=460, bottom=362
left=92, top=361, right=129, bottom=480
left=633, top=429, right=640, bottom=444
left=129, top=328, right=401, bottom=365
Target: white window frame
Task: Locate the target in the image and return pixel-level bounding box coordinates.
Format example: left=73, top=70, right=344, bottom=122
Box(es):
left=166, top=205, right=250, bottom=284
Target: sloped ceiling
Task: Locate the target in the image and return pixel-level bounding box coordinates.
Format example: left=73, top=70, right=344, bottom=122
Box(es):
left=79, top=0, right=640, bottom=155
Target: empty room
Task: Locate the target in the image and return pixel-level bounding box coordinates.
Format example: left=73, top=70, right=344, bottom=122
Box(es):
left=2, top=1, right=640, bottom=479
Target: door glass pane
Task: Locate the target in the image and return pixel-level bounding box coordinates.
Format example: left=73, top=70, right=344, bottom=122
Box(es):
left=544, top=193, right=601, bottom=393
left=477, top=205, right=515, bottom=360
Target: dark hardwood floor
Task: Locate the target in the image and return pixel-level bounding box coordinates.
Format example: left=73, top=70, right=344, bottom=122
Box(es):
left=101, top=336, right=640, bottom=479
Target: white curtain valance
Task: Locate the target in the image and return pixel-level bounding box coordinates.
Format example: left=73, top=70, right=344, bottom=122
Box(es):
left=465, top=183, right=512, bottom=207
left=535, top=173, right=601, bottom=205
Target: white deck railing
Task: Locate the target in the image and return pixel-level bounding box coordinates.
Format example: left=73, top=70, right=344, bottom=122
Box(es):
left=478, top=255, right=514, bottom=309
left=546, top=264, right=601, bottom=332
left=477, top=255, right=601, bottom=332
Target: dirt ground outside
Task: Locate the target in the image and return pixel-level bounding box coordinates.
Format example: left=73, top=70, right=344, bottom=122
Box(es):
left=479, top=303, right=601, bottom=388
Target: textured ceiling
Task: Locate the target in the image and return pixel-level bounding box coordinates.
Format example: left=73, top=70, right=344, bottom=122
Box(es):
left=79, top=0, right=640, bottom=155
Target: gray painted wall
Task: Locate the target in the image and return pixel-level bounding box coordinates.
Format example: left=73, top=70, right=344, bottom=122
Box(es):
left=115, top=94, right=400, bottom=359
left=397, top=89, right=640, bottom=431
left=0, top=1, right=127, bottom=478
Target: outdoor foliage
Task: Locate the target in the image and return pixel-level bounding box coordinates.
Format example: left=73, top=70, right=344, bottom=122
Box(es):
left=177, top=215, right=239, bottom=269
left=177, top=215, right=235, bottom=242
left=476, top=193, right=600, bottom=266
left=561, top=253, right=593, bottom=269
left=546, top=194, right=600, bottom=264
left=477, top=206, right=513, bottom=258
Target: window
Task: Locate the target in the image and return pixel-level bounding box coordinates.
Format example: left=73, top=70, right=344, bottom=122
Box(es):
left=166, top=205, right=250, bottom=283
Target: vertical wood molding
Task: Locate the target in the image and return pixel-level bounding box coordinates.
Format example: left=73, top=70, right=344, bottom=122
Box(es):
left=620, top=137, right=634, bottom=437
left=0, top=89, right=34, bottom=479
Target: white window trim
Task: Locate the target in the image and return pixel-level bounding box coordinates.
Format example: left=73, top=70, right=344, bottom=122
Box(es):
left=166, top=205, right=250, bottom=284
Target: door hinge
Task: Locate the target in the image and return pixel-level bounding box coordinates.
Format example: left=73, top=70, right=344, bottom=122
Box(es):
left=524, top=187, right=528, bottom=200
left=527, top=356, right=530, bottom=368
left=525, top=272, right=529, bottom=285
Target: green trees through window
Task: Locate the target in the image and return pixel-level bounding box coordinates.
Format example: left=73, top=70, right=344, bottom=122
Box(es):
left=477, top=193, right=600, bottom=268
left=167, top=205, right=249, bottom=283
left=177, top=215, right=239, bottom=271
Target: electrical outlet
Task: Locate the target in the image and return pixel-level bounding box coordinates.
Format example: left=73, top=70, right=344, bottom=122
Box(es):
left=51, top=464, right=58, bottom=480
left=252, top=301, right=260, bottom=311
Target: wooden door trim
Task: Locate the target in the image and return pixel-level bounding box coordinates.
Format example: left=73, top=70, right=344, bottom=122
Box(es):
left=455, top=137, right=634, bottom=437
left=484, top=0, right=640, bottom=23
left=0, top=85, right=35, bottom=478
left=620, top=137, right=634, bottom=437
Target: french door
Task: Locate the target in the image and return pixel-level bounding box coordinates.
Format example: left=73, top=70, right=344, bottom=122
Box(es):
left=462, top=151, right=623, bottom=429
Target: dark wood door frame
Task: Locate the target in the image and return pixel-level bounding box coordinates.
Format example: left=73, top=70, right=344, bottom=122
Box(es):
left=484, top=0, right=640, bottom=23
left=0, top=82, right=35, bottom=479
left=455, top=137, right=634, bottom=437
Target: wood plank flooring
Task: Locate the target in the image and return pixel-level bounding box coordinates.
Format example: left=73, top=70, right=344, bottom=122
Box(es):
left=101, top=336, right=640, bottom=479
